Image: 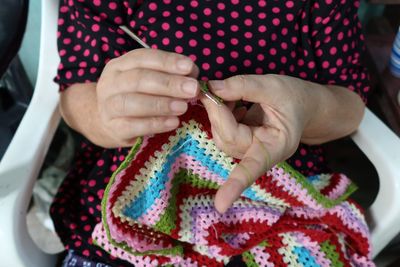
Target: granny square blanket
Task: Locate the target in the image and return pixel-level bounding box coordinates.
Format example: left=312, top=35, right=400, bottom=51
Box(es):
left=92, top=104, right=375, bottom=267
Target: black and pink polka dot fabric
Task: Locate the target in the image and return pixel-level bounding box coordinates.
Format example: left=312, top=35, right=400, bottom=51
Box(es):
left=51, top=0, right=370, bottom=265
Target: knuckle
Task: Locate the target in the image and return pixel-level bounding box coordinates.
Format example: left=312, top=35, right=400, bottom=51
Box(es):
left=148, top=117, right=162, bottom=131
left=109, top=94, right=126, bottom=116
left=154, top=98, right=168, bottom=114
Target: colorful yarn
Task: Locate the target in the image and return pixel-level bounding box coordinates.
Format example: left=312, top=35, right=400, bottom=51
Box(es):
left=92, top=104, right=374, bottom=266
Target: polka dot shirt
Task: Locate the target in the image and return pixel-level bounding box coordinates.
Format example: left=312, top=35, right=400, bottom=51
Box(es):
left=51, top=0, right=370, bottom=265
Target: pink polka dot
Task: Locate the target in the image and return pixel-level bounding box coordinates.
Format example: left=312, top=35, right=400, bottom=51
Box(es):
left=63, top=38, right=72, bottom=45
left=202, top=63, right=210, bottom=70
left=244, top=5, right=253, bottom=12
left=161, top=22, right=170, bottom=30
left=203, top=22, right=211, bottom=29
left=108, top=2, right=117, bottom=10
left=215, top=71, right=223, bottom=78
left=330, top=47, right=337, bottom=55
left=258, top=39, right=266, bottom=47
left=258, top=1, right=266, bottom=7
left=189, top=39, right=197, bottom=47
left=93, top=0, right=101, bottom=6
left=286, top=1, right=294, bottom=8
left=110, top=165, right=118, bottom=172
left=272, top=18, right=280, bottom=26
left=229, top=65, right=237, bottom=72
left=244, top=19, right=253, bottom=26
left=269, top=48, right=277, bottom=56
left=88, top=180, right=96, bottom=187
left=286, top=14, right=294, bottom=22
left=217, top=16, right=225, bottom=24
left=230, top=38, right=239, bottom=45
left=66, top=71, right=72, bottom=79
left=176, top=17, right=184, bottom=24
left=244, top=32, right=252, bottom=39
left=272, top=7, right=280, bottom=13
left=217, top=42, right=225, bottom=49
left=190, top=0, right=198, bottom=7
left=175, top=31, right=183, bottom=39
left=258, top=12, right=266, bottom=19
left=243, top=59, right=252, bottom=67
left=258, top=25, right=267, bottom=33
left=163, top=11, right=171, bottom=17
left=97, top=159, right=104, bottom=167
left=189, top=25, right=197, bottom=32
left=149, top=2, right=157, bottom=11
left=322, top=61, right=330, bottom=69
left=230, top=51, right=239, bottom=58
left=216, top=56, right=224, bottom=64
left=203, top=33, right=211, bottom=40
left=203, top=48, right=211, bottom=56
left=268, top=62, right=276, bottom=70
left=295, top=160, right=302, bottom=167
left=91, top=24, right=100, bottom=32
left=231, top=11, right=239, bottom=19
left=83, top=250, right=90, bottom=257
left=162, top=37, right=170, bottom=45
left=244, top=45, right=253, bottom=53
left=217, top=3, right=225, bottom=10
left=203, top=8, right=212, bottom=16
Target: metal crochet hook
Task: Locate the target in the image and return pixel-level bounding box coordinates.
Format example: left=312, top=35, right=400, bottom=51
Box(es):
left=119, top=25, right=223, bottom=106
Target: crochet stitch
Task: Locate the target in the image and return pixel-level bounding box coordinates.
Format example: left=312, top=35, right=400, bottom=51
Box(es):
left=92, top=104, right=374, bottom=267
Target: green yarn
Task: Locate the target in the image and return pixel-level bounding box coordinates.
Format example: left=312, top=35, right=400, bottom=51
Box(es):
left=278, top=162, right=357, bottom=208
left=320, top=240, right=344, bottom=267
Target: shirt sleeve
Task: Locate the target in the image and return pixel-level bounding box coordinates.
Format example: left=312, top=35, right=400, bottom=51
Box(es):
left=309, top=0, right=371, bottom=103
left=54, top=0, right=139, bottom=91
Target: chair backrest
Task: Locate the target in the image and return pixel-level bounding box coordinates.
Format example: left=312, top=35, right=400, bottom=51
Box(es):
left=0, top=0, right=60, bottom=266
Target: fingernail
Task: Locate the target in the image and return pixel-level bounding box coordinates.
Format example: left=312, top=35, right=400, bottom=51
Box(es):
left=208, top=80, right=225, bottom=91
left=164, top=117, right=179, bottom=128
left=170, top=101, right=187, bottom=113
left=177, top=59, right=193, bottom=72
left=181, top=79, right=198, bottom=96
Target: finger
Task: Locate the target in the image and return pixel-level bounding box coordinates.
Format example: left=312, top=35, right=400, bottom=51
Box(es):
left=200, top=94, right=239, bottom=143
left=105, top=93, right=188, bottom=118
left=208, top=75, right=276, bottom=103
left=110, top=116, right=180, bottom=140
left=115, top=69, right=199, bottom=98
left=214, top=135, right=273, bottom=213
left=106, top=48, right=198, bottom=76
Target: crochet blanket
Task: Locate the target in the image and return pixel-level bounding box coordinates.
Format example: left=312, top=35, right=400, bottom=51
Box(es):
left=92, top=104, right=375, bottom=267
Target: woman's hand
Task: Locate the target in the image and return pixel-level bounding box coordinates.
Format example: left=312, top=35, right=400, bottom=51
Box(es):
left=201, top=74, right=365, bottom=213
left=95, top=49, right=200, bottom=148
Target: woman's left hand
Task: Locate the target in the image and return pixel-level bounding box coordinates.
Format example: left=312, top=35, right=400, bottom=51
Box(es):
left=201, top=74, right=317, bottom=213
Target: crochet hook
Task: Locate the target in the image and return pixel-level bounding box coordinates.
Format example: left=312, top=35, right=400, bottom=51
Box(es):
left=119, top=25, right=223, bottom=106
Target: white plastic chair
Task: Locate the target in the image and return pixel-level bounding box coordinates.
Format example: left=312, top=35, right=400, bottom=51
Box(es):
left=0, top=0, right=399, bottom=266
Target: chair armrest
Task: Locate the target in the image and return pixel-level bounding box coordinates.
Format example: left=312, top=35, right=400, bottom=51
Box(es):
left=351, top=108, right=400, bottom=258
left=0, top=0, right=60, bottom=266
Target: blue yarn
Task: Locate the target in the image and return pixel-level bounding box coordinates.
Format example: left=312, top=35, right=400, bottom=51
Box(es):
left=123, top=135, right=231, bottom=219
left=293, top=246, right=321, bottom=267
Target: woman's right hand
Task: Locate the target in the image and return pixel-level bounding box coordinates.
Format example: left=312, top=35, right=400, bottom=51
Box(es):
left=96, top=48, right=199, bottom=147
